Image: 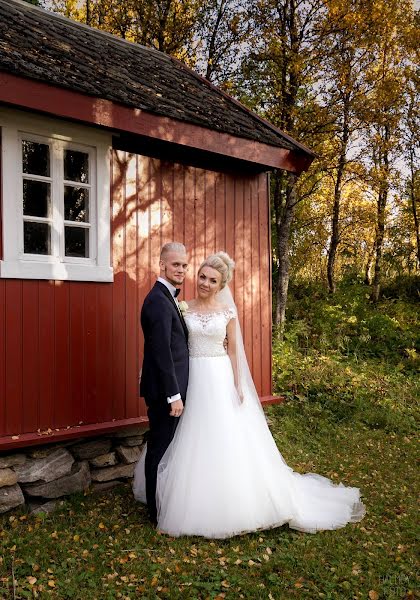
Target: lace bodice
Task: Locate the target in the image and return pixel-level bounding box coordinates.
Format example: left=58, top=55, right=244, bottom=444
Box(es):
left=185, top=308, right=236, bottom=358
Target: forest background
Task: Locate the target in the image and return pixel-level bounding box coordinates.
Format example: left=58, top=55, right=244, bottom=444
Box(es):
left=26, top=0, right=419, bottom=326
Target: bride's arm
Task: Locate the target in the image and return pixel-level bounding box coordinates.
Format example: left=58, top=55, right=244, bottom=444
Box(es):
left=226, top=318, right=242, bottom=400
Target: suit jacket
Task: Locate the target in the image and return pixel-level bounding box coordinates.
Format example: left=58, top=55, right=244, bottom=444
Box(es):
left=140, top=281, right=189, bottom=406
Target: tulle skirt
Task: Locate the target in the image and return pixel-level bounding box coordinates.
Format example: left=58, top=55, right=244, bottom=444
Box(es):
left=133, top=355, right=365, bottom=538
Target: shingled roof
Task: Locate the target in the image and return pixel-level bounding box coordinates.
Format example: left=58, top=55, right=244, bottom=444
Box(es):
left=0, top=0, right=314, bottom=158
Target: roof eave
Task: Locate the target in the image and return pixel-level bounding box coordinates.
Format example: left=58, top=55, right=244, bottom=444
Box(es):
left=0, top=71, right=314, bottom=173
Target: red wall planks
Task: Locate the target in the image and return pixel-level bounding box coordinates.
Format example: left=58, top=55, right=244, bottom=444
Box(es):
left=69, top=283, right=84, bottom=428
left=251, top=176, right=262, bottom=394
left=111, top=150, right=128, bottom=421
left=194, top=169, right=206, bottom=280
left=22, top=281, right=40, bottom=433
left=233, top=178, right=245, bottom=355
left=124, top=154, right=139, bottom=420
left=5, top=280, right=23, bottom=435
left=183, top=167, right=196, bottom=302
left=0, top=281, right=5, bottom=434
left=259, top=173, right=272, bottom=396
left=38, top=282, right=55, bottom=430
left=0, top=151, right=273, bottom=444
left=84, top=283, right=99, bottom=424
left=96, top=283, right=113, bottom=423
left=54, top=283, right=71, bottom=429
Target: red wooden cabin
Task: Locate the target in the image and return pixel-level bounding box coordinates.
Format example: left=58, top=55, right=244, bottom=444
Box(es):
left=0, top=0, right=314, bottom=451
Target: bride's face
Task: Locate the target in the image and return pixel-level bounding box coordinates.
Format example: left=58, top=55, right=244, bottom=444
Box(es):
left=197, top=266, right=222, bottom=300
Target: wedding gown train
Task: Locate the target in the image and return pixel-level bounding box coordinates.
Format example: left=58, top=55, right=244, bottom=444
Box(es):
left=133, top=308, right=366, bottom=538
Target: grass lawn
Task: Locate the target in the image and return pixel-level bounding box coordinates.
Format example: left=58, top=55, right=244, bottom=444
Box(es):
left=0, top=401, right=417, bottom=600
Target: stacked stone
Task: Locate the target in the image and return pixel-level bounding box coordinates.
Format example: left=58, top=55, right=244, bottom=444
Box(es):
left=0, top=427, right=145, bottom=515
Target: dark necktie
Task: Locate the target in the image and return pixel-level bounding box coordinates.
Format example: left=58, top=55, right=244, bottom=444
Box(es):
left=174, top=288, right=181, bottom=298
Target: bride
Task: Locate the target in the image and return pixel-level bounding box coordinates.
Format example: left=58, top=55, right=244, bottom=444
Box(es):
left=133, top=251, right=366, bottom=538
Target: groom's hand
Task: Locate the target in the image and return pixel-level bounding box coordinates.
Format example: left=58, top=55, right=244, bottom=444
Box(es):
left=170, top=399, right=184, bottom=417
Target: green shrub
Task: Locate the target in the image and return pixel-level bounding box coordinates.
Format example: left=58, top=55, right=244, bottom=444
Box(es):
left=381, top=274, right=420, bottom=301
left=283, top=281, right=419, bottom=364
left=273, top=279, right=420, bottom=435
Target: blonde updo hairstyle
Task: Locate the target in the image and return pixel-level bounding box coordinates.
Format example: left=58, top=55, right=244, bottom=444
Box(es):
left=198, top=251, right=235, bottom=289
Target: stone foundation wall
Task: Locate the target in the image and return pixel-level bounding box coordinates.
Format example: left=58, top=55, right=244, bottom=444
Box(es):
left=0, top=426, right=146, bottom=515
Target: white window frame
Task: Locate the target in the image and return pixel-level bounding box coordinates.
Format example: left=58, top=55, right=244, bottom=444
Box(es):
left=0, top=107, right=113, bottom=282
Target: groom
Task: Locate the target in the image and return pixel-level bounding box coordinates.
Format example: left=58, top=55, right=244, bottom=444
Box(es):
left=140, top=242, right=189, bottom=524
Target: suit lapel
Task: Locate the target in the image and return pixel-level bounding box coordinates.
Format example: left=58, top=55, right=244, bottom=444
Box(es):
left=155, top=281, right=189, bottom=340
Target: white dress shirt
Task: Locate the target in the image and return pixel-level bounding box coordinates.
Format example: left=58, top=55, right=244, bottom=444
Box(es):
left=157, top=277, right=183, bottom=405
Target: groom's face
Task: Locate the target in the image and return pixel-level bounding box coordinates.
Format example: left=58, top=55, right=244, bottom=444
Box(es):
left=160, top=251, right=189, bottom=287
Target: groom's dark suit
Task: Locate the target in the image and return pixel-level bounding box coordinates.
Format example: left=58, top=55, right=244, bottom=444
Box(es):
left=140, top=280, right=189, bottom=523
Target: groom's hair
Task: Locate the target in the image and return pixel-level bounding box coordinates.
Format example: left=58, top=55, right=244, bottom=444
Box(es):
left=160, top=242, right=186, bottom=260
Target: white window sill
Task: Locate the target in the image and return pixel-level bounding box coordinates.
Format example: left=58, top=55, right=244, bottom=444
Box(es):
left=0, top=260, right=114, bottom=282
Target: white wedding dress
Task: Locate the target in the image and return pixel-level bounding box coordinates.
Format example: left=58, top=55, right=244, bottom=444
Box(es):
left=133, top=307, right=366, bottom=539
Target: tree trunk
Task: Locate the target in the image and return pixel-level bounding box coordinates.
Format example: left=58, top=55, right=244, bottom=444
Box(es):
left=327, top=102, right=349, bottom=293
left=327, top=193, right=340, bottom=293
left=327, top=160, right=344, bottom=293
left=370, top=188, right=388, bottom=302
left=364, top=247, right=373, bottom=285
left=370, top=123, right=391, bottom=303
left=411, top=189, right=420, bottom=269
left=274, top=172, right=298, bottom=338
left=205, top=0, right=226, bottom=81
left=408, top=150, right=420, bottom=269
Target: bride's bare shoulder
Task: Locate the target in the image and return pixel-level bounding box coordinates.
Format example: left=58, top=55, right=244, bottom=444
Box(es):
left=214, top=302, right=231, bottom=312
left=217, top=302, right=230, bottom=309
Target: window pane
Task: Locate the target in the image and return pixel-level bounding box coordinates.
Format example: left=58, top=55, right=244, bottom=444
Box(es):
left=64, top=150, right=89, bottom=183
left=22, top=141, right=50, bottom=177
left=24, top=222, right=51, bottom=255
left=23, top=180, right=51, bottom=218
left=64, top=186, right=89, bottom=222
left=65, top=226, right=89, bottom=258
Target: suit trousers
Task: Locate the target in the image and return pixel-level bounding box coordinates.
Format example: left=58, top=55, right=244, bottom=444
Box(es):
left=145, top=400, right=179, bottom=523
